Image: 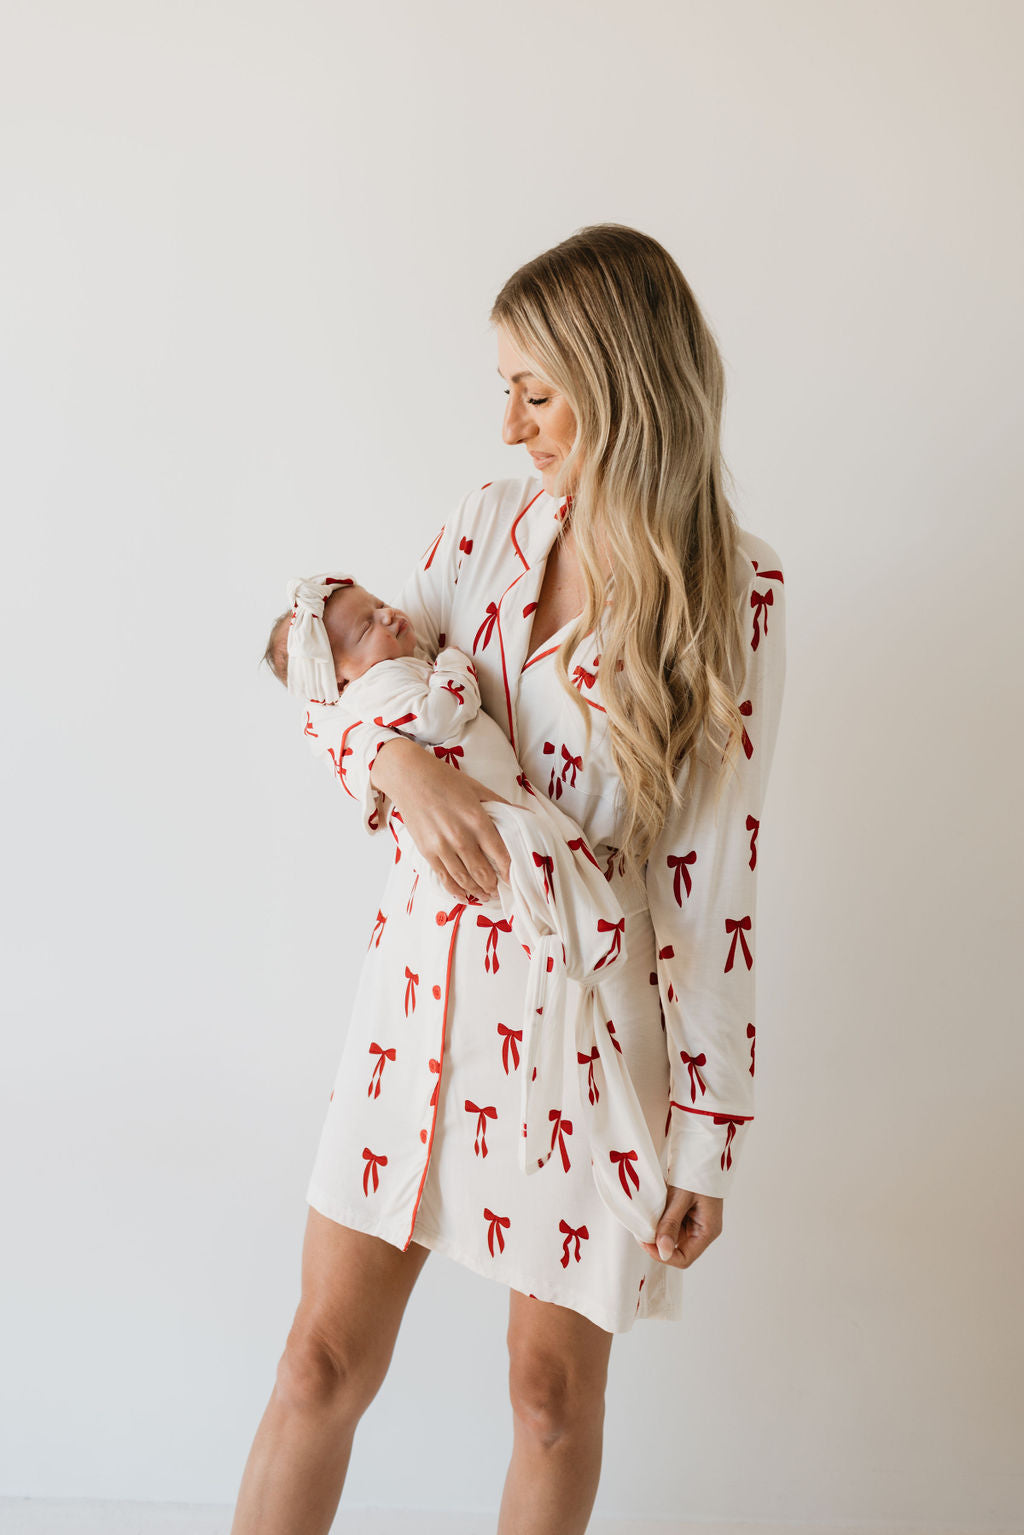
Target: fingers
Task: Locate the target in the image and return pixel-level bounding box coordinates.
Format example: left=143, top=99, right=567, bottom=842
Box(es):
left=644, top=1190, right=724, bottom=1270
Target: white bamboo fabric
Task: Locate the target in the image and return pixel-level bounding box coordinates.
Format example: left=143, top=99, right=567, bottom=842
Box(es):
left=319, top=647, right=669, bottom=1245
left=300, top=477, right=786, bottom=1333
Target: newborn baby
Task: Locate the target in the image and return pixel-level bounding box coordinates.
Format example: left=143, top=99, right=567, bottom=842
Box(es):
left=263, top=571, right=669, bottom=1240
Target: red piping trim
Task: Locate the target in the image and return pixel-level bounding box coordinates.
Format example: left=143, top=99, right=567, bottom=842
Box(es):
left=403, top=902, right=467, bottom=1249
left=670, top=1103, right=754, bottom=1122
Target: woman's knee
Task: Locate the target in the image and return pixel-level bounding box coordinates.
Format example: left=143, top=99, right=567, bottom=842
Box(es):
left=274, top=1313, right=385, bottom=1420
left=507, top=1348, right=607, bottom=1447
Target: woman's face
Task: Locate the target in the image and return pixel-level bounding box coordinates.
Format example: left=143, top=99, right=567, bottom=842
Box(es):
left=496, top=327, right=578, bottom=496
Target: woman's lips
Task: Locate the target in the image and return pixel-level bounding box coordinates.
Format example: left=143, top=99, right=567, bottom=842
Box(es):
left=531, top=453, right=555, bottom=467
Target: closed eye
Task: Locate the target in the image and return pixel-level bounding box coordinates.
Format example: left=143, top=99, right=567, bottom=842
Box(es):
left=503, top=389, right=549, bottom=406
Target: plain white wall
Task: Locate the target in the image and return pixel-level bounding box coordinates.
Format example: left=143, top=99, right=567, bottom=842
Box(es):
left=2, top=0, right=1021, bottom=1527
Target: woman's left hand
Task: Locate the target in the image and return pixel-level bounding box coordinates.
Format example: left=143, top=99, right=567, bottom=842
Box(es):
left=637, top=1185, right=724, bottom=1269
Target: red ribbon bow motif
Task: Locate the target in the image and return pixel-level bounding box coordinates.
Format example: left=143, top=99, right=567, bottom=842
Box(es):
left=549, top=1110, right=573, bottom=1172
left=368, top=910, right=387, bottom=950
left=477, top=915, right=513, bottom=973
left=560, top=744, right=582, bottom=788
left=466, top=1100, right=497, bottom=1157
left=473, top=601, right=500, bottom=654
left=532, top=851, right=555, bottom=902
left=602, top=846, right=626, bottom=880
left=566, top=835, right=601, bottom=871
left=738, top=699, right=754, bottom=759
left=606, top=1018, right=623, bottom=1054
left=749, top=587, right=774, bottom=650
left=515, top=772, right=537, bottom=798
left=559, top=1218, right=589, bottom=1268
left=442, top=678, right=466, bottom=705
left=571, top=662, right=597, bottom=692
left=667, top=850, right=697, bottom=906
left=680, top=1050, right=707, bottom=1103
left=428, top=1057, right=441, bottom=1107
left=303, top=711, right=318, bottom=738
left=406, top=871, right=419, bottom=915
left=747, top=1022, right=756, bottom=1075
left=326, top=743, right=351, bottom=781
left=594, top=917, right=624, bottom=970
left=724, top=916, right=753, bottom=973
left=367, top=1042, right=396, bottom=1098
left=745, top=813, right=760, bottom=871
left=713, top=1115, right=745, bottom=1170
left=497, top=1022, right=522, bottom=1074
left=432, top=743, right=464, bottom=770
left=577, top=1045, right=600, bottom=1105
left=361, top=1147, right=388, bottom=1196
left=403, top=966, right=419, bottom=1015
left=610, top=1148, right=640, bottom=1199
left=484, top=1206, right=509, bottom=1256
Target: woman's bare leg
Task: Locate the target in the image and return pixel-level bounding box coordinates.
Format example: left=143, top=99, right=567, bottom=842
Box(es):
left=497, top=1290, right=614, bottom=1535
left=229, top=1207, right=431, bottom=1535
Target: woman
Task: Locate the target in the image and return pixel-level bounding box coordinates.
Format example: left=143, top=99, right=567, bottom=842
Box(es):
left=232, top=223, right=787, bottom=1534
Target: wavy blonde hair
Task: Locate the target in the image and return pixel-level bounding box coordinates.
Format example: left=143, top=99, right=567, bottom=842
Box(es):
left=490, top=223, right=748, bottom=886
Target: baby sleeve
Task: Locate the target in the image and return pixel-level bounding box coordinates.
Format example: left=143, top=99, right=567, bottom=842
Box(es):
left=299, top=489, right=475, bottom=834
left=644, top=545, right=787, bottom=1197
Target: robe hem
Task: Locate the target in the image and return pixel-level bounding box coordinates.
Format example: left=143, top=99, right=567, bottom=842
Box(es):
left=305, top=1187, right=682, bottom=1335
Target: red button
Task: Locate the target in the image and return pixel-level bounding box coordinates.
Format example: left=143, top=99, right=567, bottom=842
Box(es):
left=432, top=984, right=441, bottom=1000
left=419, top=1129, right=428, bottom=1143
left=435, top=911, right=447, bottom=926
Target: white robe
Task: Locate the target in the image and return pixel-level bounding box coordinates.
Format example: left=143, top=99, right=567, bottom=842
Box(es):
left=301, top=477, right=786, bottom=1333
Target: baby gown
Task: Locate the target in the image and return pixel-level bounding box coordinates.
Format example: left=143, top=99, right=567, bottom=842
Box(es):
left=301, top=477, right=787, bottom=1334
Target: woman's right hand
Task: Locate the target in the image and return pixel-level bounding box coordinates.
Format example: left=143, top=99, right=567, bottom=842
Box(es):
left=371, top=739, right=513, bottom=904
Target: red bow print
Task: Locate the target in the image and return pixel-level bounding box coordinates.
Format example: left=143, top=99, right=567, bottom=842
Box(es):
left=606, top=1018, right=623, bottom=1054
left=484, top=1206, right=509, bottom=1256
left=459, top=536, right=474, bottom=556
left=610, top=1148, right=640, bottom=1199
left=724, top=916, right=753, bottom=973
left=303, top=712, right=318, bottom=738
left=603, top=846, right=625, bottom=880
left=374, top=710, right=416, bottom=732
left=713, top=1115, right=744, bottom=1170
left=532, top=851, right=555, bottom=902
left=746, top=814, right=759, bottom=870
left=361, top=1147, right=388, bottom=1195
left=367, top=1043, right=395, bottom=1099
left=567, top=835, right=601, bottom=871
left=466, top=1099, right=497, bottom=1157
left=477, top=915, right=513, bottom=973
left=497, top=1022, right=522, bottom=1074
left=404, top=966, right=419, bottom=1015
left=473, top=602, right=500, bottom=653
left=442, top=678, right=466, bottom=706
left=594, top=917, right=624, bottom=970
left=429, top=1057, right=441, bottom=1107
left=747, top=1021, right=756, bottom=1075
left=549, top=1110, right=573, bottom=1172
left=368, top=910, right=387, bottom=950
left=749, top=588, right=774, bottom=650
left=559, top=1218, right=589, bottom=1268
left=406, top=871, right=419, bottom=914
left=515, top=773, right=537, bottom=798
left=667, top=850, right=697, bottom=906
left=433, top=744, right=464, bottom=770
left=326, top=743, right=351, bottom=781
left=577, top=1045, right=600, bottom=1105
left=571, top=663, right=597, bottom=692
left=560, top=744, right=582, bottom=788
left=680, top=1050, right=707, bottom=1103
left=738, top=699, right=753, bottom=759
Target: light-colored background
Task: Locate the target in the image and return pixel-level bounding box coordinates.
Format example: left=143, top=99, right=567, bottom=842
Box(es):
left=2, top=0, right=1021, bottom=1530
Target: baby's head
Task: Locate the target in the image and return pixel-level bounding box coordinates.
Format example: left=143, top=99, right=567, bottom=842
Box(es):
left=264, top=577, right=418, bottom=703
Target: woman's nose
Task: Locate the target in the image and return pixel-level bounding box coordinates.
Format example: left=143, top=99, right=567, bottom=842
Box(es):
left=502, top=396, right=535, bottom=447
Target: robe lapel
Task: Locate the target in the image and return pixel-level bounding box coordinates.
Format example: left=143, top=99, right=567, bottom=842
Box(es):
left=494, top=486, right=569, bottom=751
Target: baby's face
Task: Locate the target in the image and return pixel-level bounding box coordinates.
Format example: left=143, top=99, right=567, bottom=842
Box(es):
left=323, top=584, right=418, bottom=690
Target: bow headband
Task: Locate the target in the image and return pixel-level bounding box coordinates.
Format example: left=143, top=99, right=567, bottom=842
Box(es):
left=284, top=572, right=356, bottom=704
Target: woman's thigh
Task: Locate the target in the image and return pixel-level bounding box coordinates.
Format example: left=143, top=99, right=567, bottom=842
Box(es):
left=505, top=1289, right=614, bottom=1425
left=281, top=1208, right=432, bottom=1399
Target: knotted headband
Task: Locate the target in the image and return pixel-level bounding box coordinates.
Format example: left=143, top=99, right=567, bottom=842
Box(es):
left=284, top=572, right=356, bottom=704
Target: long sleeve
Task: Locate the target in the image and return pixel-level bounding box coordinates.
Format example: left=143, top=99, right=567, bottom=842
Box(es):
left=299, top=493, right=476, bottom=833
left=645, top=543, right=787, bottom=1197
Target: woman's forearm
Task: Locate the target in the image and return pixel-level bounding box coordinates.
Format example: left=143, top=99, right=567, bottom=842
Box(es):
left=369, top=736, right=424, bottom=799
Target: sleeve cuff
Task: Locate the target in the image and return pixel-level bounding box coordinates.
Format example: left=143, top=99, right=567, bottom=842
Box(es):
left=665, top=1118, right=752, bottom=1198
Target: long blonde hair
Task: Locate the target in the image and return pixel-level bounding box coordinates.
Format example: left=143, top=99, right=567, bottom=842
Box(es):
left=490, top=223, right=747, bottom=885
